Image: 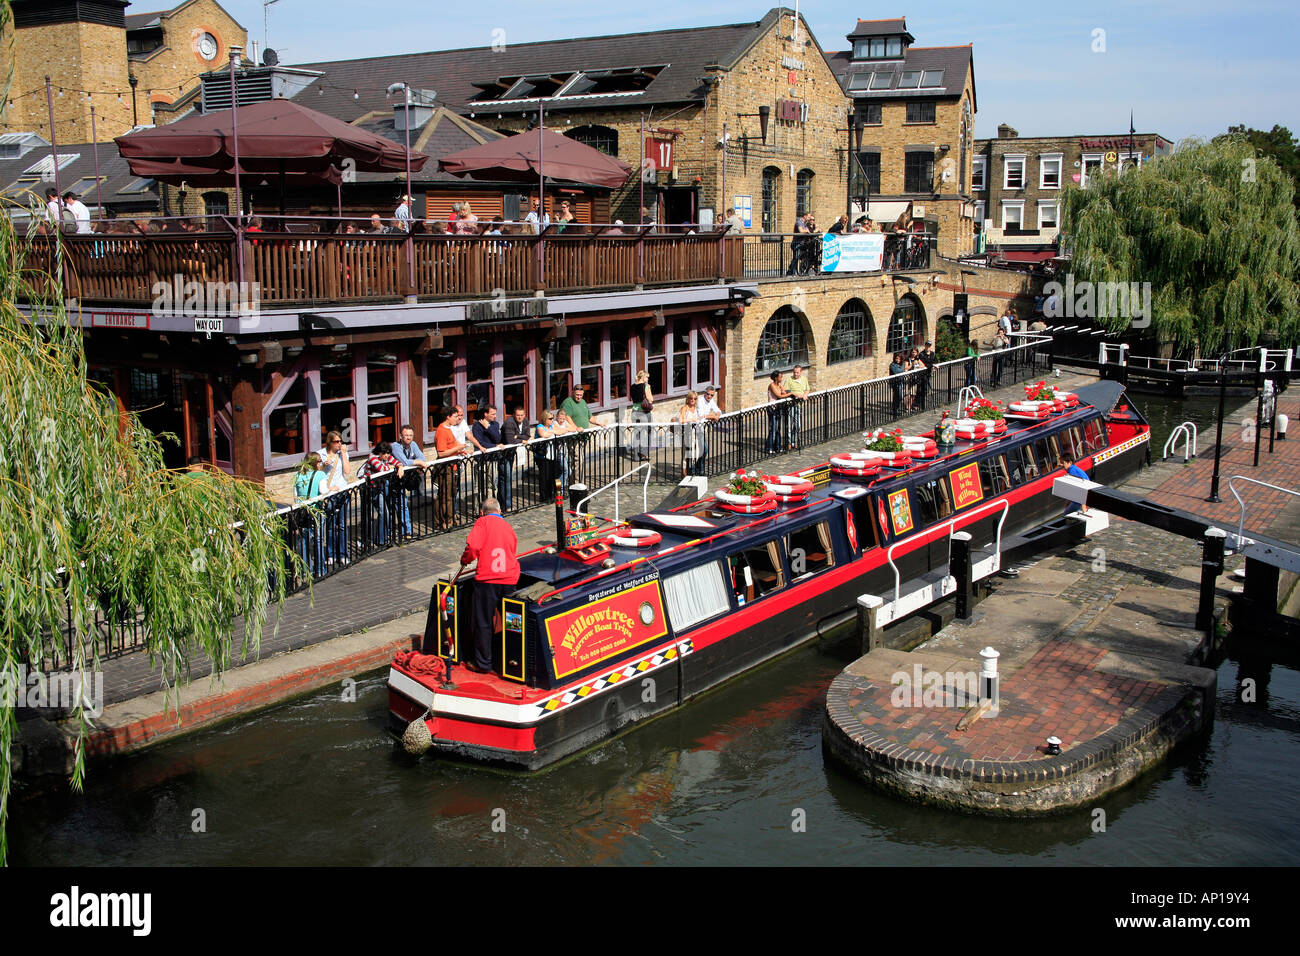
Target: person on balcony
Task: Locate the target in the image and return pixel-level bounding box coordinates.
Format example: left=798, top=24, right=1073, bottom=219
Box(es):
left=524, top=198, right=549, bottom=234
left=724, top=208, right=744, bottom=234
left=454, top=202, right=479, bottom=235
left=460, top=496, right=521, bottom=674
left=554, top=200, right=576, bottom=233
left=394, top=194, right=413, bottom=231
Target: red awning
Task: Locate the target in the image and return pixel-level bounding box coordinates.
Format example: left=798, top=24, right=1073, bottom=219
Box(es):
left=440, top=128, right=633, bottom=189
left=999, top=250, right=1059, bottom=263
left=116, top=99, right=426, bottom=186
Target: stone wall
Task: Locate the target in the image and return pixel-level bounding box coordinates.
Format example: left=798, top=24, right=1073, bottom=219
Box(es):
left=133, top=0, right=246, bottom=127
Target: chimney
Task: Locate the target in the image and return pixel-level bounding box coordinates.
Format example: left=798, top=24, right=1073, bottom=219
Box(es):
left=997, top=123, right=1019, bottom=139
left=393, top=88, right=437, bottom=132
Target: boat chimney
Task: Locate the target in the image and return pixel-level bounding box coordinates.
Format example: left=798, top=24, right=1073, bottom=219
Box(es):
left=554, top=480, right=568, bottom=549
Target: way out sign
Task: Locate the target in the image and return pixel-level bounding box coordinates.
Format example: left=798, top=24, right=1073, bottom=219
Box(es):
left=645, top=138, right=673, bottom=171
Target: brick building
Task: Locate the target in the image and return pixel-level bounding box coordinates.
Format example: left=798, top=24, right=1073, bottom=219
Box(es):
left=826, top=17, right=978, bottom=259
left=972, top=123, right=1174, bottom=262
left=0, top=0, right=246, bottom=143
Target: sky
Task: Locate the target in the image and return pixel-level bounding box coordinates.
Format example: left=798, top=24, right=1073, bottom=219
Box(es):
left=220, top=0, right=1299, bottom=141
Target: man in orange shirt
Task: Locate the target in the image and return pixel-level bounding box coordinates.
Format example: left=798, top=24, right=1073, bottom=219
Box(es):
left=435, top=406, right=471, bottom=529
left=460, top=496, right=521, bottom=673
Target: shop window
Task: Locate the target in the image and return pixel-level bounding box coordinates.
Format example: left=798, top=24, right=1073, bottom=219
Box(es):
left=828, top=299, right=873, bottom=364
left=755, top=307, right=809, bottom=372
left=886, top=295, right=923, bottom=354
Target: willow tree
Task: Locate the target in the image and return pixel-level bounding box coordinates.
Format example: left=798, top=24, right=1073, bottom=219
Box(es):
left=1058, top=136, right=1300, bottom=355
left=0, top=213, right=293, bottom=864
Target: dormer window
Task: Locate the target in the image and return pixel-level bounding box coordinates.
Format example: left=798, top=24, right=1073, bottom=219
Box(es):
left=852, top=36, right=905, bottom=60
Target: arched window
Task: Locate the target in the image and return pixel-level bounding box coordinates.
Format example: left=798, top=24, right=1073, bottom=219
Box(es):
left=828, top=299, right=873, bottom=364
left=565, top=125, right=619, bottom=156
left=886, top=294, right=925, bottom=354
left=755, top=306, right=809, bottom=372
left=796, top=168, right=815, bottom=219
left=761, top=166, right=781, bottom=233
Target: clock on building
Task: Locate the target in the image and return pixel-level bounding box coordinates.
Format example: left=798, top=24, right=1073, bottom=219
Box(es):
left=196, top=31, right=219, bottom=61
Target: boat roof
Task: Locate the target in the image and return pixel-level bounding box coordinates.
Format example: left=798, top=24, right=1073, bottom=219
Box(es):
left=522, top=391, right=1120, bottom=601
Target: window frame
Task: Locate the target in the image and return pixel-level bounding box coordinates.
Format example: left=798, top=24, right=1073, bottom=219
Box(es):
left=904, top=150, right=935, bottom=194
left=755, top=307, right=810, bottom=374
left=1003, top=154, right=1026, bottom=190
left=905, top=101, right=936, bottom=124
left=1000, top=200, right=1025, bottom=231
left=970, top=155, right=986, bottom=191
left=860, top=102, right=882, bottom=126
left=1039, top=153, right=1063, bottom=189
left=1037, top=200, right=1059, bottom=230
left=827, top=299, right=873, bottom=365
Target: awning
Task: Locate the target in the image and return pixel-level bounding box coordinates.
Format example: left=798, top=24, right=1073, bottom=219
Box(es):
left=866, top=200, right=912, bottom=226
left=1000, top=250, right=1059, bottom=263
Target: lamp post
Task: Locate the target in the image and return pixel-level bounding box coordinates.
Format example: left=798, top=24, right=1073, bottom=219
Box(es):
left=1207, top=368, right=1227, bottom=502
left=387, top=82, right=417, bottom=293
left=229, top=46, right=245, bottom=291
left=128, top=73, right=138, bottom=128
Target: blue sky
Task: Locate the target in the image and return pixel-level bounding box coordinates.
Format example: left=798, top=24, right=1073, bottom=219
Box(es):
left=222, top=0, right=1299, bottom=141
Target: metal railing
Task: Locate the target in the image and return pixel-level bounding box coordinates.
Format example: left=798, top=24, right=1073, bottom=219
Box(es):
left=1227, top=475, right=1300, bottom=552
left=1163, top=421, right=1198, bottom=462
left=741, top=232, right=932, bottom=279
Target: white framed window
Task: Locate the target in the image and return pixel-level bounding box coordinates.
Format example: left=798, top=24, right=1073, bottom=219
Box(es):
left=973, top=201, right=985, bottom=232
left=971, top=156, right=986, bottom=191
left=1037, top=201, right=1059, bottom=229
left=1000, top=200, right=1024, bottom=231
left=1081, top=153, right=1103, bottom=189
left=1040, top=153, right=1062, bottom=189
left=1003, top=154, right=1026, bottom=190
left=1117, top=154, right=1143, bottom=176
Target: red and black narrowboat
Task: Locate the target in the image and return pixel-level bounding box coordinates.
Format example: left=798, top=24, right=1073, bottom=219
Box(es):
left=388, top=380, right=1150, bottom=769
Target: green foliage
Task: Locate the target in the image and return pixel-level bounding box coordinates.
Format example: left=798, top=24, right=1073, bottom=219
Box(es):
left=726, top=472, right=767, bottom=497
left=0, top=213, right=294, bottom=864
left=1059, top=137, right=1300, bottom=354
left=934, top=317, right=965, bottom=362
left=1217, top=125, right=1300, bottom=212
left=866, top=430, right=905, bottom=452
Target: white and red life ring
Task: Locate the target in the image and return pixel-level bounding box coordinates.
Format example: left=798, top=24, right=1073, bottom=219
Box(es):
left=715, top=488, right=778, bottom=514
left=1052, top=389, right=1079, bottom=407
left=857, top=449, right=914, bottom=467
left=953, top=418, right=991, bottom=440
left=865, top=430, right=939, bottom=459
left=1007, top=401, right=1053, bottom=419
left=830, top=453, right=885, bottom=477
left=765, top=474, right=815, bottom=502
left=606, top=529, right=663, bottom=549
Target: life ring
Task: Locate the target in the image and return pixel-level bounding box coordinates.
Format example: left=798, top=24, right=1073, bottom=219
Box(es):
left=715, top=488, right=778, bottom=513
left=830, top=453, right=885, bottom=477
left=764, top=473, right=814, bottom=502
left=1052, top=389, right=1079, bottom=407
left=990, top=418, right=1008, bottom=434
left=953, top=418, right=991, bottom=440
left=857, top=449, right=914, bottom=467
left=607, top=529, right=663, bottom=549
left=1008, top=401, right=1052, bottom=419
left=865, top=430, right=938, bottom=459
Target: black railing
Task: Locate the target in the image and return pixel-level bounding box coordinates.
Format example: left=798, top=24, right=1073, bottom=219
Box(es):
left=742, top=232, right=933, bottom=279
left=34, top=339, right=1053, bottom=667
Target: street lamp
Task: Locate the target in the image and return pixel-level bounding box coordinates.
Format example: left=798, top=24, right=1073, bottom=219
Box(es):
left=387, top=81, right=416, bottom=292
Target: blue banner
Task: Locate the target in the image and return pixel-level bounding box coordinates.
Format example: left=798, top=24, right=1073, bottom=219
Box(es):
left=820, top=233, right=885, bottom=273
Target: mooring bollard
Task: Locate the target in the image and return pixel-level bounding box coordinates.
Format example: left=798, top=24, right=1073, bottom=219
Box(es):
left=1197, top=527, right=1227, bottom=635
left=979, top=646, right=1000, bottom=716
left=951, top=531, right=974, bottom=619
left=857, top=594, right=884, bottom=655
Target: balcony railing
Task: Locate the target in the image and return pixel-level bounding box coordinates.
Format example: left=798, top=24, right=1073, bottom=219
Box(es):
left=741, top=232, right=933, bottom=279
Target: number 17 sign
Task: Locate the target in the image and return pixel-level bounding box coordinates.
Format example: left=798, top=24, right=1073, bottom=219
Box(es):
left=645, top=138, right=673, bottom=171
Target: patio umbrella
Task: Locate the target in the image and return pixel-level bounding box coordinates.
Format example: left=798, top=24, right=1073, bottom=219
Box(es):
left=115, top=98, right=426, bottom=186
left=439, top=127, right=632, bottom=188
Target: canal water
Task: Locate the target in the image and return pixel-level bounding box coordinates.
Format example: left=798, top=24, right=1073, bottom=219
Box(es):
left=11, top=392, right=1299, bottom=866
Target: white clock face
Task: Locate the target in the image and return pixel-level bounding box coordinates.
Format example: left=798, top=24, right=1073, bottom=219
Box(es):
left=197, top=33, right=218, bottom=61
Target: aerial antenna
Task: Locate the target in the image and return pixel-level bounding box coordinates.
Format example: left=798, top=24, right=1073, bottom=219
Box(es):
left=264, top=0, right=282, bottom=58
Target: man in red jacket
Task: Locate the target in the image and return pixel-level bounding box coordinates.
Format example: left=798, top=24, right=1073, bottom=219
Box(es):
left=460, top=497, right=521, bottom=673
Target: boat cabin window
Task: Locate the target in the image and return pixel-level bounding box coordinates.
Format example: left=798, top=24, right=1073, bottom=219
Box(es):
left=1058, top=425, right=1083, bottom=459
left=979, top=454, right=1012, bottom=495
left=786, top=522, right=835, bottom=581
left=912, top=479, right=954, bottom=527
left=729, top=541, right=786, bottom=606
left=1035, top=435, right=1062, bottom=470
left=662, top=562, right=732, bottom=631
left=1009, top=444, right=1040, bottom=483
left=849, top=497, right=880, bottom=551
left=1082, top=419, right=1106, bottom=453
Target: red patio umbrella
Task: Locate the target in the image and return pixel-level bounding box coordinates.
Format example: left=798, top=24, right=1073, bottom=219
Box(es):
left=115, top=98, right=426, bottom=185
left=439, top=127, right=632, bottom=188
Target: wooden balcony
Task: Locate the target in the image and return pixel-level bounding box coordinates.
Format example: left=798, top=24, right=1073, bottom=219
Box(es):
left=22, top=231, right=746, bottom=310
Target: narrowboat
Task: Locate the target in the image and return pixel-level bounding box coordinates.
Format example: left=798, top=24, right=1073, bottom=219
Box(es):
left=388, top=380, right=1150, bottom=769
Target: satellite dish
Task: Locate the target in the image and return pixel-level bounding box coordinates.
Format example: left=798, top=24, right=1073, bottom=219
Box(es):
left=263, top=48, right=279, bottom=66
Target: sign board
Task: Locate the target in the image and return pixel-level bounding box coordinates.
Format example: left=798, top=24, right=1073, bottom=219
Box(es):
left=91, top=311, right=149, bottom=330
left=820, top=232, right=885, bottom=273
left=734, top=195, right=753, bottom=228
left=645, top=138, right=673, bottom=171
left=888, top=489, right=914, bottom=536
left=543, top=579, right=669, bottom=679
left=776, top=99, right=809, bottom=124
left=193, top=316, right=223, bottom=335
left=948, top=463, right=984, bottom=510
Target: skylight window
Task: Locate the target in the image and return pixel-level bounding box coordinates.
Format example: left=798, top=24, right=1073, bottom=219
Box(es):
left=897, top=71, right=921, bottom=89
left=476, top=65, right=664, bottom=101
left=920, top=70, right=945, bottom=89
left=848, top=72, right=872, bottom=91
left=869, top=72, right=893, bottom=90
